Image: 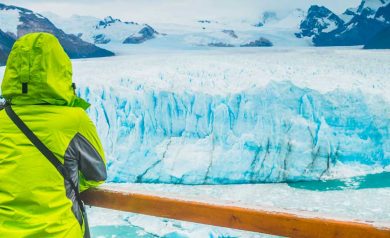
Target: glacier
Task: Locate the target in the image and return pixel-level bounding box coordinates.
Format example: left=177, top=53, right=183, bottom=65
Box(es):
left=65, top=48, right=390, bottom=184
left=1, top=48, right=389, bottom=184
left=79, top=80, right=389, bottom=184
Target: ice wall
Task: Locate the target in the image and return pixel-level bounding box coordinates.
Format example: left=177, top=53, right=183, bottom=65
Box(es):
left=78, top=81, right=389, bottom=184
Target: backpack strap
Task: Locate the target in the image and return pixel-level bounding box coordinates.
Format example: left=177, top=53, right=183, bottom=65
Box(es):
left=5, top=105, right=90, bottom=238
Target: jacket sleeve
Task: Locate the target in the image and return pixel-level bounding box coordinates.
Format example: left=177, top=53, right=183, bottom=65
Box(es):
left=76, top=110, right=107, bottom=192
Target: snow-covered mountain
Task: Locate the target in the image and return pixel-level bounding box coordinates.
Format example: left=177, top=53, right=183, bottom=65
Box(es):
left=146, top=14, right=309, bottom=48
left=254, top=11, right=279, bottom=27
left=295, top=6, right=344, bottom=39
left=45, top=8, right=311, bottom=48
left=47, top=13, right=280, bottom=48
left=181, top=21, right=276, bottom=48
left=0, top=3, right=114, bottom=65
left=2, top=0, right=389, bottom=53
left=0, top=2, right=309, bottom=50
left=296, top=0, right=390, bottom=47
left=47, top=14, right=160, bottom=45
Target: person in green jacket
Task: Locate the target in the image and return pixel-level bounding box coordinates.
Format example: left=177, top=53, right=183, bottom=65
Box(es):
left=0, top=32, right=107, bottom=237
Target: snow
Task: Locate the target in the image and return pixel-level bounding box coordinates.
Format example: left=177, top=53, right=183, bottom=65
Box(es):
left=46, top=13, right=153, bottom=44
left=0, top=5, right=311, bottom=48
left=0, top=8, right=21, bottom=35
left=245, top=9, right=307, bottom=47
left=321, top=18, right=338, bottom=33
left=67, top=48, right=390, bottom=97
left=90, top=20, right=149, bottom=43
left=377, top=15, right=387, bottom=22
left=136, top=14, right=309, bottom=47
left=44, top=13, right=100, bottom=38
left=43, top=9, right=310, bottom=47
left=265, top=9, right=305, bottom=29
left=360, top=0, right=389, bottom=13
left=342, top=0, right=388, bottom=20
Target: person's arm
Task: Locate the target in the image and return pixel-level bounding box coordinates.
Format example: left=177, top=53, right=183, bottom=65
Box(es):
left=75, top=110, right=107, bottom=192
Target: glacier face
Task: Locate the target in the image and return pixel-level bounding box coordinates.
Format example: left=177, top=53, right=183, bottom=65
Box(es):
left=78, top=80, right=389, bottom=184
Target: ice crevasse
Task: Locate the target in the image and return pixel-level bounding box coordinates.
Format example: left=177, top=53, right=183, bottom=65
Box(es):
left=78, top=80, right=389, bottom=184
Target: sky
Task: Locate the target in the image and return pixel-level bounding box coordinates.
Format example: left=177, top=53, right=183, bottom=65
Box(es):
left=1, top=0, right=361, bottom=24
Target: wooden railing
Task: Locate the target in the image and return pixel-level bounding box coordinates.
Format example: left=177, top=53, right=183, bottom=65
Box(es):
left=81, top=187, right=390, bottom=238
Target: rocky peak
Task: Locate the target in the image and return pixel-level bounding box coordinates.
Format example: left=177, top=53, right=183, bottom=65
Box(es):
left=296, top=5, right=344, bottom=38
left=139, top=24, right=157, bottom=36
left=222, top=30, right=238, bottom=39
left=123, top=24, right=158, bottom=44
left=96, top=16, right=122, bottom=29
left=240, top=37, right=273, bottom=47
left=375, top=2, right=390, bottom=22
left=296, top=0, right=390, bottom=47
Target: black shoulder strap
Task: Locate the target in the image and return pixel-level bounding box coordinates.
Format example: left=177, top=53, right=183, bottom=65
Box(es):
left=5, top=105, right=90, bottom=237
left=5, top=106, right=72, bottom=181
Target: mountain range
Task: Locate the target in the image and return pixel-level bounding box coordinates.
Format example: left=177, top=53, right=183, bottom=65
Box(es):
left=46, top=14, right=160, bottom=45
left=1, top=0, right=389, bottom=66
left=0, top=3, right=114, bottom=65
left=296, top=0, right=390, bottom=47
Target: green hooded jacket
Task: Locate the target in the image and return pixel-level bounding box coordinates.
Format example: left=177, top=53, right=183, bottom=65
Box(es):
left=0, top=32, right=107, bottom=238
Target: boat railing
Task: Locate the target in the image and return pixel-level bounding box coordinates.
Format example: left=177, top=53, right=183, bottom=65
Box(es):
left=81, top=187, right=390, bottom=238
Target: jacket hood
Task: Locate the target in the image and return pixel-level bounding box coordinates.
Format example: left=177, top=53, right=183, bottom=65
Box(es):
left=1, top=32, right=89, bottom=109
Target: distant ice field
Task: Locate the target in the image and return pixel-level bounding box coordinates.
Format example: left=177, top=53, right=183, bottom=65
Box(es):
left=70, top=47, right=389, bottom=100
left=2, top=47, right=388, bottom=97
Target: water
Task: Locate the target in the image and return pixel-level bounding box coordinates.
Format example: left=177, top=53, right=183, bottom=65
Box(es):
left=91, top=225, right=157, bottom=238
left=288, top=172, right=390, bottom=191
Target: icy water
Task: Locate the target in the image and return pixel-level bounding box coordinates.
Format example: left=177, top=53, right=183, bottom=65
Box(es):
left=91, top=225, right=156, bottom=238
left=288, top=172, right=390, bottom=191
left=91, top=225, right=277, bottom=238
left=91, top=225, right=160, bottom=238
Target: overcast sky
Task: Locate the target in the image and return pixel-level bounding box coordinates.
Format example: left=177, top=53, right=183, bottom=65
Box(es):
left=1, top=0, right=360, bottom=23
